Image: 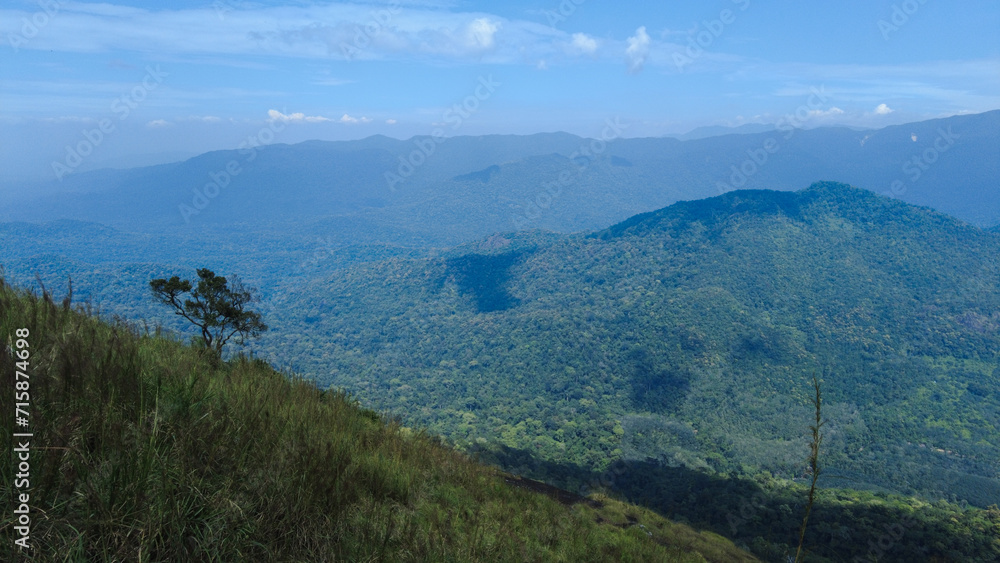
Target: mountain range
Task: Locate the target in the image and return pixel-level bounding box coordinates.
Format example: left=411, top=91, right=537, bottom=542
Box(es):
left=2, top=112, right=1000, bottom=561
left=2, top=110, right=997, bottom=319
left=2, top=110, right=998, bottom=241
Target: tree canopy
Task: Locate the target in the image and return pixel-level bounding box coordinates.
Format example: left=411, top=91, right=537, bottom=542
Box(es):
left=150, top=268, right=267, bottom=355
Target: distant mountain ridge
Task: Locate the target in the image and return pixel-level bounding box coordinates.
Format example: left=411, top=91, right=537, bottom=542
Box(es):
left=2, top=110, right=997, bottom=239
left=668, top=122, right=778, bottom=141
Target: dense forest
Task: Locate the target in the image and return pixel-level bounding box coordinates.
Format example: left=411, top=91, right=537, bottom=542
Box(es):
left=267, top=183, right=1000, bottom=502
left=4, top=182, right=1000, bottom=560
left=246, top=182, right=1000, bottom=558
left=0, top=277, right=760, bottom=561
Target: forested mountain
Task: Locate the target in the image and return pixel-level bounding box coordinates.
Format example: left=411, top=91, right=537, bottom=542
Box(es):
left=7, top=180, right=998, bottom=506
left=245, top=182, right=1000, bottom=559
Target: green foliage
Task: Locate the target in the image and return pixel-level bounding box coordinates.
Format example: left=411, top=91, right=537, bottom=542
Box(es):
left=150, top=268, right=267, bottom=355
left=5, top=181, right=1000, bottom=560
left=254, top=183, right=1000, bottom=559
left=270, top=183, right=1000, bottom=507
left=474, top=446, right=1000, bottom=562
left=0, top=278, right=755, bottom=562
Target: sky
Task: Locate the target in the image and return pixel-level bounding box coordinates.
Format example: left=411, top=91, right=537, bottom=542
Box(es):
left=2, top=0, right=998, bottom=181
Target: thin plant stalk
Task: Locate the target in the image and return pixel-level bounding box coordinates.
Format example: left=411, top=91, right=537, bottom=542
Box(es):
left=795, top=375, right=825, bottom=563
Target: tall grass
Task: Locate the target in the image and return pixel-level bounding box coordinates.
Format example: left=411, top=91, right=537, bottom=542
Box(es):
left=1, top=277, right=756, bottom=562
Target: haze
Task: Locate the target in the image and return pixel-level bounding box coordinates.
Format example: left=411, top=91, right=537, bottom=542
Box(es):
left=2, top=0, right=998, bottom=181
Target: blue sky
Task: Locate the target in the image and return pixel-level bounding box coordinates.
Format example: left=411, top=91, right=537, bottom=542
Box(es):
left=2, top=0, right=998, bottom=180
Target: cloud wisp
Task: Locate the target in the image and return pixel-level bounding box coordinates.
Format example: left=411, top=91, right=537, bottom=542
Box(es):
left=267, top=109, right=370, bottom=124
left=625, top=26, right=651, bottom=74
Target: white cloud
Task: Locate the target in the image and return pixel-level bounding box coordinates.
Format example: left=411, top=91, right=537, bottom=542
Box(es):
left=147, top=119, right=171, bottom=127
left=536, top=59, right=548, bottom=70
left=386, top=118, right=397, bottom=124
left=266, top=11, right=515, bottom=62
left=5, top=0, right=998, bottom=106
left=625, top=26, right=650, bottom=74
left=874, top=103, right=894, bottom=115
left=809, top=107, right=845, bottom=118
left=267, top=109, right=332, bottom=123
left=0, top=3, right=515, bottom=63
left=314, top=78, right=355, bottom=86
left=570, top=32, right=598, bottom=55
left=465, top=17, right=500, bottom=50
left=267, top=109, right=370, bottom=124
left=339, top=114, right=371, bottom=124
left=38, top=116, right=95, bottom=123
left=182, top=115, right=221, bottom=123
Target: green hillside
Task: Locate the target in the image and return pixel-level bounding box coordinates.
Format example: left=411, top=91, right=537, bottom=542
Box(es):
left=261, top=182, right=1000, bottom=560
left=0, top=277, right=760, bottom=561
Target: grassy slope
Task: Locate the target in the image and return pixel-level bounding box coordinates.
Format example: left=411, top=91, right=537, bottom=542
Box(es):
left=0, top=280, right=756, bottom=562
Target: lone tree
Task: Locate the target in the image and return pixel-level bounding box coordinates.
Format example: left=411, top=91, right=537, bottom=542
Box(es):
left=150, top=268, right=267, bottom=355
